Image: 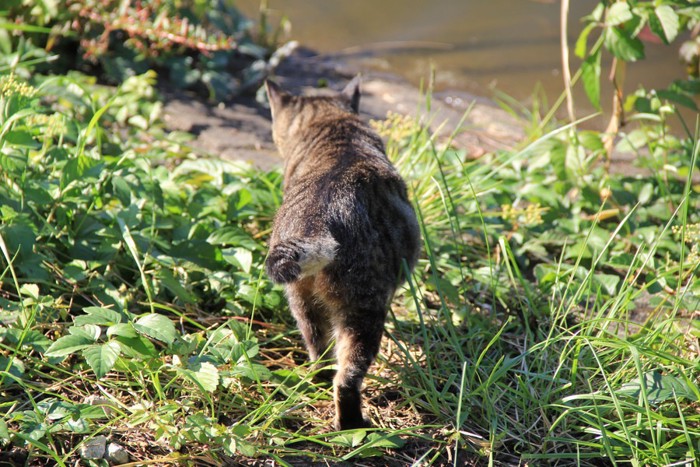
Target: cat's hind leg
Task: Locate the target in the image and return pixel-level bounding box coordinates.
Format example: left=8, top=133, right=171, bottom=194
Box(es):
left=286, top=279, right=334, bottom=377
left=332, top=311, right=384, bottom=430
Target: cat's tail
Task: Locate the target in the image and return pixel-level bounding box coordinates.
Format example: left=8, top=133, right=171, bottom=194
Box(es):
left=266, top=235, right=338, bottom=284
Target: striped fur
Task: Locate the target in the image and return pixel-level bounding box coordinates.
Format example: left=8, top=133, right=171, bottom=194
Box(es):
left=265, top=77, right=420, bottom=430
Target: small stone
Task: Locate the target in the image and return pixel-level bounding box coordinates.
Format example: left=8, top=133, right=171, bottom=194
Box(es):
left=106, top=442, right=130, bottom=464
left=79, top=435, right=107, bottom=460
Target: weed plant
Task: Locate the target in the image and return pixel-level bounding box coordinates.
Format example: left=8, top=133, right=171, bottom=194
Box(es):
left=1, top=1, right=699, bottom=465
left=0, top=66, right=697, bottom=465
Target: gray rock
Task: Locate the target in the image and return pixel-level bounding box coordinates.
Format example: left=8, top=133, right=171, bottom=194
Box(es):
left=79, top=435, right=107, bottom=460
left=106, top=442, right=130, bottom=464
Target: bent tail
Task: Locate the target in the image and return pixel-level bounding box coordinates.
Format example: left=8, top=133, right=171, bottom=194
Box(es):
left=266, top=236, right=338, bottom=284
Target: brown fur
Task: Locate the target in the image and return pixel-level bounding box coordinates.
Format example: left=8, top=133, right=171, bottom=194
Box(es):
left=265, top=77, right=420, bottom=430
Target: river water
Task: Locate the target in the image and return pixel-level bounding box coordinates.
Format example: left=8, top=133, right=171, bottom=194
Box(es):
left=238, top=0, right=690, bottom=125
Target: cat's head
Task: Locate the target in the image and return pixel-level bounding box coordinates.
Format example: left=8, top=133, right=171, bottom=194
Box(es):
left=265, top=76, right=362, bottom=149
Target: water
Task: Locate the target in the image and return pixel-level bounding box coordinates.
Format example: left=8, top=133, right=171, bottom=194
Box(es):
left=239, top=0, right=690, bottom=124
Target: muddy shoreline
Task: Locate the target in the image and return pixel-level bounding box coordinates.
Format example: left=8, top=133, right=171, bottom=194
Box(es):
left=163, top=46, right=656, bottom=179
left=162, top=46, right=526, bottom=169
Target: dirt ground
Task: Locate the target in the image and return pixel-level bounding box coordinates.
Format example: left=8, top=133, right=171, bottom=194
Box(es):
left=163, top=44, right=682, bottom=189
left=162, top=46, right=527, bottom=169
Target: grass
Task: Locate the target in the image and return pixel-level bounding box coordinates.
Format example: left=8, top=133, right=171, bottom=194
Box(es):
left=0, top=63, right=699, bottom=466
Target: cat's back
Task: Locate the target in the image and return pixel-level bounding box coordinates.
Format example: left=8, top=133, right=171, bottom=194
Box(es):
left=266, top=79, right=420, bottom=294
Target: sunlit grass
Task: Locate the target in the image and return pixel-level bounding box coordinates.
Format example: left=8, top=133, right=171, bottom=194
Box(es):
left=1, top=65, right=698, bottom=466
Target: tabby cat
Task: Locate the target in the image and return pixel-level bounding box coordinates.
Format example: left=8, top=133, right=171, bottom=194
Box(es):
left=265, top=76, right=420, bottom=430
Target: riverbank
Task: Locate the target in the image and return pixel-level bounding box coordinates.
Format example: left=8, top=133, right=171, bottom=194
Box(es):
left=162, top=46, right=526, bottom=169
left=163, top=45, right=661, bottom=179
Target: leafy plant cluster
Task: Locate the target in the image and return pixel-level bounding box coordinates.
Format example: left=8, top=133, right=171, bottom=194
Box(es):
left=1, top=0, right=283, bottom=100
left=0, top=1, right=699, bottom=465
left=574, top=0, right=700, bottom=170
left=377, top=101, right=699, bottom=464
left=0, top=70, right=289, bottom=462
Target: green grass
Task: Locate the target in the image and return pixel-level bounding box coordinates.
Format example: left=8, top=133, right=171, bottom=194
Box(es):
left=0, top=65, right=698, bottom=466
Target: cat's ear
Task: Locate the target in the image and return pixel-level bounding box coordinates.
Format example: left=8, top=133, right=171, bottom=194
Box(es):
left=265, top=80, right=289, bottom=119
left=341, top=75, right=361, bottom=113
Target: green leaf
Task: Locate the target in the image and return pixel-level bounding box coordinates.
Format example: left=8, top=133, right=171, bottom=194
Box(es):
left=106, top=323, right=138, bottom=338
left=575, top=23, right=597, bottom=59
left=134, top=313, right=177, bottom=345
left=657, top=89, right=698, bottom=111
left=157, top=268, right=197, bottom=305
left=61, top=155, right=100, bottom=189
left=74, top=306, right=123, bottom=326
left=604, top=27, right=645, bottom=62
left=4, top=130, right=40, bottom=148
left=649, top=5, right=679, bottom=44
left=0, top=419, right=9, bottom=442
left=618, top=371, right=698, bottom=404
left=0, top=151, right=28, bottom=174
left=229, top=362, right=272, bottom=381
left=0, top=356, right=25, bottom=382
left=115, top=335, right=158, bottom=358
left=330, top=429, right=367, bottom=447
left=45, top=334, right=95, bottom=357
left=208, top=227, right=257, bottom=248
left=82, top=341, right=121, bottom=379
left=581, top=49, right=602, bottom=110
left=189, top=361, right=220, bottom=392
left=69, top=324, right=101, bottom=341
left=638, top=182, right=654, bottom=205
left=364, top=431, right=406, bottom=449
left=593, top=273, right=620, bottom=295
left=606, top=3, right=633, bottom=26
left=222, top=247, right=253, bottom=274
left=19, top=283, right=40, bottom=300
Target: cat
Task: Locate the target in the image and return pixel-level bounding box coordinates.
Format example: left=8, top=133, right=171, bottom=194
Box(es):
left=264, top=76, right=421, bottom=430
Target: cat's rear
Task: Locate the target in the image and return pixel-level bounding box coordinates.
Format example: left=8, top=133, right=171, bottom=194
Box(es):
left=265, top=77, right=420, bottom=430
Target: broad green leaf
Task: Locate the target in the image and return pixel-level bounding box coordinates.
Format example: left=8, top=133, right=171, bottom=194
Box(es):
left=106, top=323, right=138, bottom=338
left=229, top=362, right=272, bottom=381
left=189, top=362, right=220, bottom=392
left=604, top=27, right=645, bottom=62
left=46, top=334, right=94, bottom=357
left=638, top=182, right=654, bottom=205
left=134, top=313, right=177, bottom=345
left=157, top=268, right=197, bottom=305
left=581, top=49, right=602, bottom=110
left=618, top=371, right=698, bottom=404
left=223, top=247, right=253, bottom=274
left=0, top=328, right=51, bottom=352
left=19, top=283, right=40, bottom=300
left=0, top=151, right=28, bottom=174
left=61, top=155, right=100, bottom=189
left=115, top=336, right=158, bottom=359
left=649, top=5, right=679, bottom=44
left=208, top=227, right=257, bottom=249
left=657, top=89, right=698, bottom=111
left=111, top=176, right=132, bottom=206
left=74, top=307, right=123, bottom=326
left=606, top=2, right=633, bottom=26
left=330, top=429, right=367, bottom=447
left=0, top=356, right=25, bottom=381
left=82, top=341, right=121, bottom=378
left=364, top=432, right=406, bottom=449
left=68, top=324, right=101, bottom=341
left=593, top=273, right=620, bottom=295
left=3, top=130, right=40, bottom=148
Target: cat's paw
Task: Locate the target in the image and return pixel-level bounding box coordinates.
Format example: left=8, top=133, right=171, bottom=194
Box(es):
left=334, top=415, right=372, bottom=431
